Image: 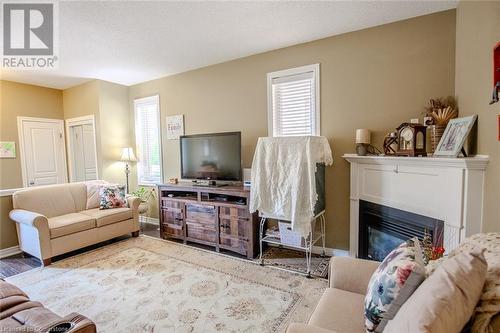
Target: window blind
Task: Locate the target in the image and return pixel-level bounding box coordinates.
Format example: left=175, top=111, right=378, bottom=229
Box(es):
left=269, top=66, right=319, bottom=137
left=134, top=95, right=162, bottom=184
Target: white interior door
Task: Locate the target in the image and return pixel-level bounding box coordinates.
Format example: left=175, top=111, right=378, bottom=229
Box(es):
left=69, top=124, right=97, bottom=181
left=18, top=117, right=67, bottom=187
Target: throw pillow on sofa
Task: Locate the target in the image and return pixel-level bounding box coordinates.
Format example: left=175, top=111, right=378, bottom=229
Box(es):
left=99, top=185, right=127, bottom=209
left=85, top=180, right=110, bottom=209
left=364, top=238, right=425, bottom=332
left=383, top=246, right=487, bottom=333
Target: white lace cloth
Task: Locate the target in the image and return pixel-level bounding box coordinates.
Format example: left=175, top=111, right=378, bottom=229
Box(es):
left=249, top=136, right=333, bottom=236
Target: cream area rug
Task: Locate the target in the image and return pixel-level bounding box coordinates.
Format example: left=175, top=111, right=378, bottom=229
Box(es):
left=7, top=236, right=327, bottom=333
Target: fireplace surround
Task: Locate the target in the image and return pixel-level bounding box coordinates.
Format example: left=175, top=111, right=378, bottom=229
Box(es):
left=359, top=200, right=444, bottom=261
left=344, top=154, right=488, bottom=257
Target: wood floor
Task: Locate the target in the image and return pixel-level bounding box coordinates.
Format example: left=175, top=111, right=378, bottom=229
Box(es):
left=0, top=221, right=162, bottom=279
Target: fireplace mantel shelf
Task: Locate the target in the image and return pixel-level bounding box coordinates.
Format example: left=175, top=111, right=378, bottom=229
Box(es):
left=343, top=153, right=489, bottom=257
left=343, top=154, right=489, bottom=170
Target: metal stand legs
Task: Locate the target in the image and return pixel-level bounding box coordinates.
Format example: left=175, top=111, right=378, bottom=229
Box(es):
left=258, top=212, right=326, bottom=278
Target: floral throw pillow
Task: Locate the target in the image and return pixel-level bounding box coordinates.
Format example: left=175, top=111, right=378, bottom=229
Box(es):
left=99, top=185, right=127, bottom=210
left=364, top=239, right=426, bottom=332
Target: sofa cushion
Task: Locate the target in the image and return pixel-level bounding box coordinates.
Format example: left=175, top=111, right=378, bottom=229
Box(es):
left=81, top=208, right=133, bottom=227
left=48, top=213, right=96, bottom=239
left=308, top=288, right=366, bottom=333
left=384, top=246, right=487, bottom=333
left=0, top=296, right=30, bottom=317
left=0, top=300, right=43, bottom=320
left=12, top=183, right=87, bottom=218
left=0, top=280, right=27, bottom=299
left=85, top=180, right=110, bottom=209
left=12, top=306, right=61, bottom=330
left=364, top=239, right=425, bottom=332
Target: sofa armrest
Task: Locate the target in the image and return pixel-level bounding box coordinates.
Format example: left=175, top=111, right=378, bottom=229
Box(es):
left=329, top=256, right=379, bottom=294
left=286, top=323, right=339, bottom=333
left=126, top=196, right=141, bottom=231
left=127, top=196, right=141, bottom=211
left=9, top=209, right=48, bottom=229
left=9, top=209, right=52, bottom=261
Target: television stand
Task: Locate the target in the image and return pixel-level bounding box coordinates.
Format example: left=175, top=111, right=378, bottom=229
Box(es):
left=158, top=183, right=259, bottom=259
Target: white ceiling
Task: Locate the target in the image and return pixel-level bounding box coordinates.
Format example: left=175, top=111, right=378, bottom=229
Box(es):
left=1, top=1, right=457, bottom=90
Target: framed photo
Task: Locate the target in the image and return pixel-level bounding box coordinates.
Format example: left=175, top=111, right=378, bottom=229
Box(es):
left=434, top=115, right=477, bottom=157
left=0, top=141, right=16, bottom=158
left=166, top=115, right=184, bottom=140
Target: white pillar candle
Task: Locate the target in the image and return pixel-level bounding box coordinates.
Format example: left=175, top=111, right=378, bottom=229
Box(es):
left=355, top=129, right=371, bottom=144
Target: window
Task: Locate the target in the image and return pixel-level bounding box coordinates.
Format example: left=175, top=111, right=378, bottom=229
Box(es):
left=267, top=64, right=320, bottom=137
left=134, top=95, right=162, bottom=184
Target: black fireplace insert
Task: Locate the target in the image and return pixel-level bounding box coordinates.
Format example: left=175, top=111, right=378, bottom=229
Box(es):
left=359, top=200, right=444, bottom=261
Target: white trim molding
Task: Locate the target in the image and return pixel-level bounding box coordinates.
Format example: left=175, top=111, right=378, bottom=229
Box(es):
left=65, top=114, right=99, bottom=182
left=0, top=188, right=23, bottom=197
left=343, top=154, right=489, bottom=257
left=0, top=245, right=22, bottom=259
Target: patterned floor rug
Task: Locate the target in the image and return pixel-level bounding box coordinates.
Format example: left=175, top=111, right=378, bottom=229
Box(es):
left=257, top=247, right=330, bottom=278
left=6, top=236, right=327, bottom=333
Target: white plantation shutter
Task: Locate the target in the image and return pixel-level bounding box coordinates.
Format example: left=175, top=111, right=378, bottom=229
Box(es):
left=134, top=95, right=162, bottom=184
left=268, top=64, right=320, bottom=137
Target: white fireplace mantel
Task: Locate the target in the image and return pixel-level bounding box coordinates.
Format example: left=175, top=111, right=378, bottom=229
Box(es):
left=343, top=154, right=489, bottom=257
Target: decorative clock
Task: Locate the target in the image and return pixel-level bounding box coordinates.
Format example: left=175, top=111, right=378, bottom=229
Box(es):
left=395, top=123, right=427, bottom=157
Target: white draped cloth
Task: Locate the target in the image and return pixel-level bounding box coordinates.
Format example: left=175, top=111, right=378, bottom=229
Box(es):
left=249, top=136, right=333, bottom=236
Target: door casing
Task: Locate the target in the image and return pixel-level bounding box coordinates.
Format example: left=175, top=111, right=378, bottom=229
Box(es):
left=65, top=115, right=99, bottom=182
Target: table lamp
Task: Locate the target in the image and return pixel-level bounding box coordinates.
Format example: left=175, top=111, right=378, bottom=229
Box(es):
left=120, top=147, right=137, bottom=193
left=356, top=129, right=371, bottom=156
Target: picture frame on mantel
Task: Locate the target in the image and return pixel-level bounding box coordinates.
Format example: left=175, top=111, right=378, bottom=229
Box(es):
left=434, top=115, right=477, bottom=157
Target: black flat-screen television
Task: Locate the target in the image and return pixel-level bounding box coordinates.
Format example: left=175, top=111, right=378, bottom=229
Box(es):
left=180, top=132, right=242, bottom=181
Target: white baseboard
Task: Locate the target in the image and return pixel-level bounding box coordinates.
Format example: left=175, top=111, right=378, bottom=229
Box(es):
left=140, top=216, right=159, bottom=225
left=0, top=245, right=22, bottom=259
left=311, top=245, right=350, bottom=257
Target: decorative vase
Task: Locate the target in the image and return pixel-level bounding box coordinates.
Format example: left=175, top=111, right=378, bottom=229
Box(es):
left=430, top=124, right=447, bottom=153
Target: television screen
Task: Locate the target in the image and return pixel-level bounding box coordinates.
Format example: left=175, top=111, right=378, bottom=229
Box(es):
left=180, top=132, right=241, bottom=181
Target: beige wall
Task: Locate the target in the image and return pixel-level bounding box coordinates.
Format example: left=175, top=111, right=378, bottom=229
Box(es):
left=63, top=80, right=132, bottom=185
left=98, top=81, right=133, bottom=185
left=0, top=80, right=64, bottom=189
left=0, top=80, right=64, bottom=249
left=62, top=80, right=103, bottom=178
left=62, top=80, right=99, bottom=119
left=0, top=196, right=17, bottom=249
left=455, top=1, right=500, bottom=233
left=129, top=10, right=457, bottom=250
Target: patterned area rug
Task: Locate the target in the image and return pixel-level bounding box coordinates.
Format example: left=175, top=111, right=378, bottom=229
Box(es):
left=257, top=247, right=330, bottom=278
left=6, top=236, right=327, bottom=333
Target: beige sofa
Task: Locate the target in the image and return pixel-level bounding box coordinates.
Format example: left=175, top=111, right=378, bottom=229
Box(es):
left=288, top=255, right=500, bottom=333
left=287, top=257, right=379, bottom=333
left=9, top=182, right=140, bottom=266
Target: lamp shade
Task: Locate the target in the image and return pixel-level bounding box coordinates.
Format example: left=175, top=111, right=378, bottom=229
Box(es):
left=120, top=147, right=137, bottom=162
left=355, top=129, right=371, bottom=144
